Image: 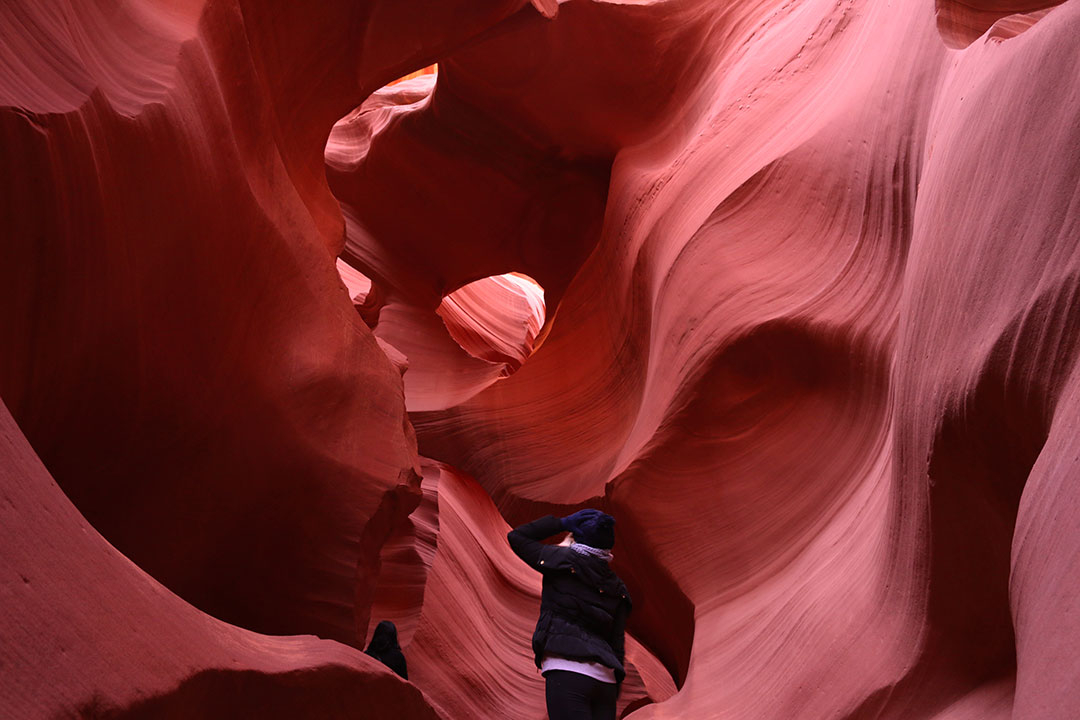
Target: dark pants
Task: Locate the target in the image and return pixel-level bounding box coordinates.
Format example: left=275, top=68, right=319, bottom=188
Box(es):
left=544, top=670, right=618, bottom=720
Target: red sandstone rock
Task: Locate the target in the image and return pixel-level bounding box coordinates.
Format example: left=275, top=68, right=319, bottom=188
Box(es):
left=0, top=399, right=440, bottom=719
left=399, top=1, right=1080, bottom=718
left=0, top=0, right=547, bottom=651
left=362, top=463, right=441, bottom=650
left=437, top=273, right=545, bottom=373
left=325, top=67, right=609, bottom=411
left=935, top=0, right=1064, bottom=48
left=412, top=0, right=943, bottom=699
left=402, top=461, right=674, bottom=718
left=3, top=0, right=1080, bottom=717
left=896, top=6, right=1080, bottom=715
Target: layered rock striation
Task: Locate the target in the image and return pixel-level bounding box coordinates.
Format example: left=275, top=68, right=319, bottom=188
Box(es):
left=3, top=0, right=1080, bottom=717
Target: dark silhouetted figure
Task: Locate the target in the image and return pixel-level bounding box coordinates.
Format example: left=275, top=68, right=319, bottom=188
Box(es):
left=365, top=620, right=408, bottom=680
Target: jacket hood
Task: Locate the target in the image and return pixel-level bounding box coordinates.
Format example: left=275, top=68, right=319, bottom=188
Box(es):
left=366, top=620, right=401, bottom=654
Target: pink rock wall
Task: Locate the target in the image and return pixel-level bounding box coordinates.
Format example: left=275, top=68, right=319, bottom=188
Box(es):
left=0, top=0, right=539, bottom=647
left=401, top=461, right=674, bottom=718
left=2, top=0, right=1079, bottom=718
left=0, top=398, right=437, bottom=718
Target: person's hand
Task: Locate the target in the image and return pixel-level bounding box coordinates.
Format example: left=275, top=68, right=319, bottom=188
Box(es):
left=561, top=508, right=602, bottom=533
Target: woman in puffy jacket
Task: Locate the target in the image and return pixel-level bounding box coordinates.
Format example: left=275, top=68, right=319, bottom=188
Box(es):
left=508, top=509, right=632, bottom=720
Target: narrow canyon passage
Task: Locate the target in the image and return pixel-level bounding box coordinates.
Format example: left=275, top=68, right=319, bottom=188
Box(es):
left=2, top=0, right=1080, bottom=718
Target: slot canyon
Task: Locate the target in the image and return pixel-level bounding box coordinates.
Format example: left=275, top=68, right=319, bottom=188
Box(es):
left=1, top=0, right=1079, bottom=717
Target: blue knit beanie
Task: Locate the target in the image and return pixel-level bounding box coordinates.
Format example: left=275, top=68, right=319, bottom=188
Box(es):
left=573, top=511, right=616, bottom=550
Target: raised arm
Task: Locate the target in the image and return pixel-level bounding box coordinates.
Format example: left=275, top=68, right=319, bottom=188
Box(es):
left=507, top=515, right=573, bottom=573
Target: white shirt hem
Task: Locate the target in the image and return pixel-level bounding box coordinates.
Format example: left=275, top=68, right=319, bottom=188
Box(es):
left=540, top=654, right=617, bottom=684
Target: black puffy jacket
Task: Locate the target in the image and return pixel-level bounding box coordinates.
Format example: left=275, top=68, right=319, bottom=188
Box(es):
left=508, top=516, right=632, bottom=682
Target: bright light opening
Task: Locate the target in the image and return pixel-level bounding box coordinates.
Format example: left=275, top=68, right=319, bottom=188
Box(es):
left=389, top=64, right=437, bottom=86
left=437, top=273, right=546, bottom=375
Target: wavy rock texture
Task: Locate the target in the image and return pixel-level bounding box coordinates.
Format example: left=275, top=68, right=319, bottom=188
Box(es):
left=0, top=399, right=440, bottom=719
left=325, top=71, right=602, bottom=411
left=894, top=7, right=1080, bottom=716
left=437, top=273, right=545, bottom=374
left=3, top=0, right=1080, bottom=718
left=934, top=0, right=1064, bottom=48
left=0, top=0, right=545, bottom=650
left=338, top=0, right=1079, bottom=718
left=402, top=460, right=675, bottom=719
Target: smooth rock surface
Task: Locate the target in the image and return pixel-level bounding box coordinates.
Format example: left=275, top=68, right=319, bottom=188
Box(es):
left=0, top=0, right=544, bottom=650
left=0, top=399, right=441, bottom=719
left=3, top=0, right=1080, bottom=718
left=386, top=1, right=1079, bottom=718
left=403, top=461, right=675, bottom=719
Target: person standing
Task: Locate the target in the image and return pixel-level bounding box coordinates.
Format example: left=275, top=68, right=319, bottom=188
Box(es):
left=364, top=620, right=408, bottom=680
left=508, top=509, right=632, bottom=720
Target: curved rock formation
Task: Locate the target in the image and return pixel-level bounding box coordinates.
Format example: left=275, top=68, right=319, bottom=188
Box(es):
left=935, top=0, right=1064, bottom=48
left=370, top=0, right=1079, bottom=718
left=405, top=0, right=945, bottom=702
left=0, top=0, right=546, bottom=650
left=437, top=273, right=545, bottom=374
left=0, top=399, right=440, bottom=719
left=893, top=8, right=1080, bottom=715
left=402, top=460, right=675, bottom=719
left=3, top=0, right=1080, bottom=718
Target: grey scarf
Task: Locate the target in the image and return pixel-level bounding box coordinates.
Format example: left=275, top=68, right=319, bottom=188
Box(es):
left=570, top=542, right=612, bottom=562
